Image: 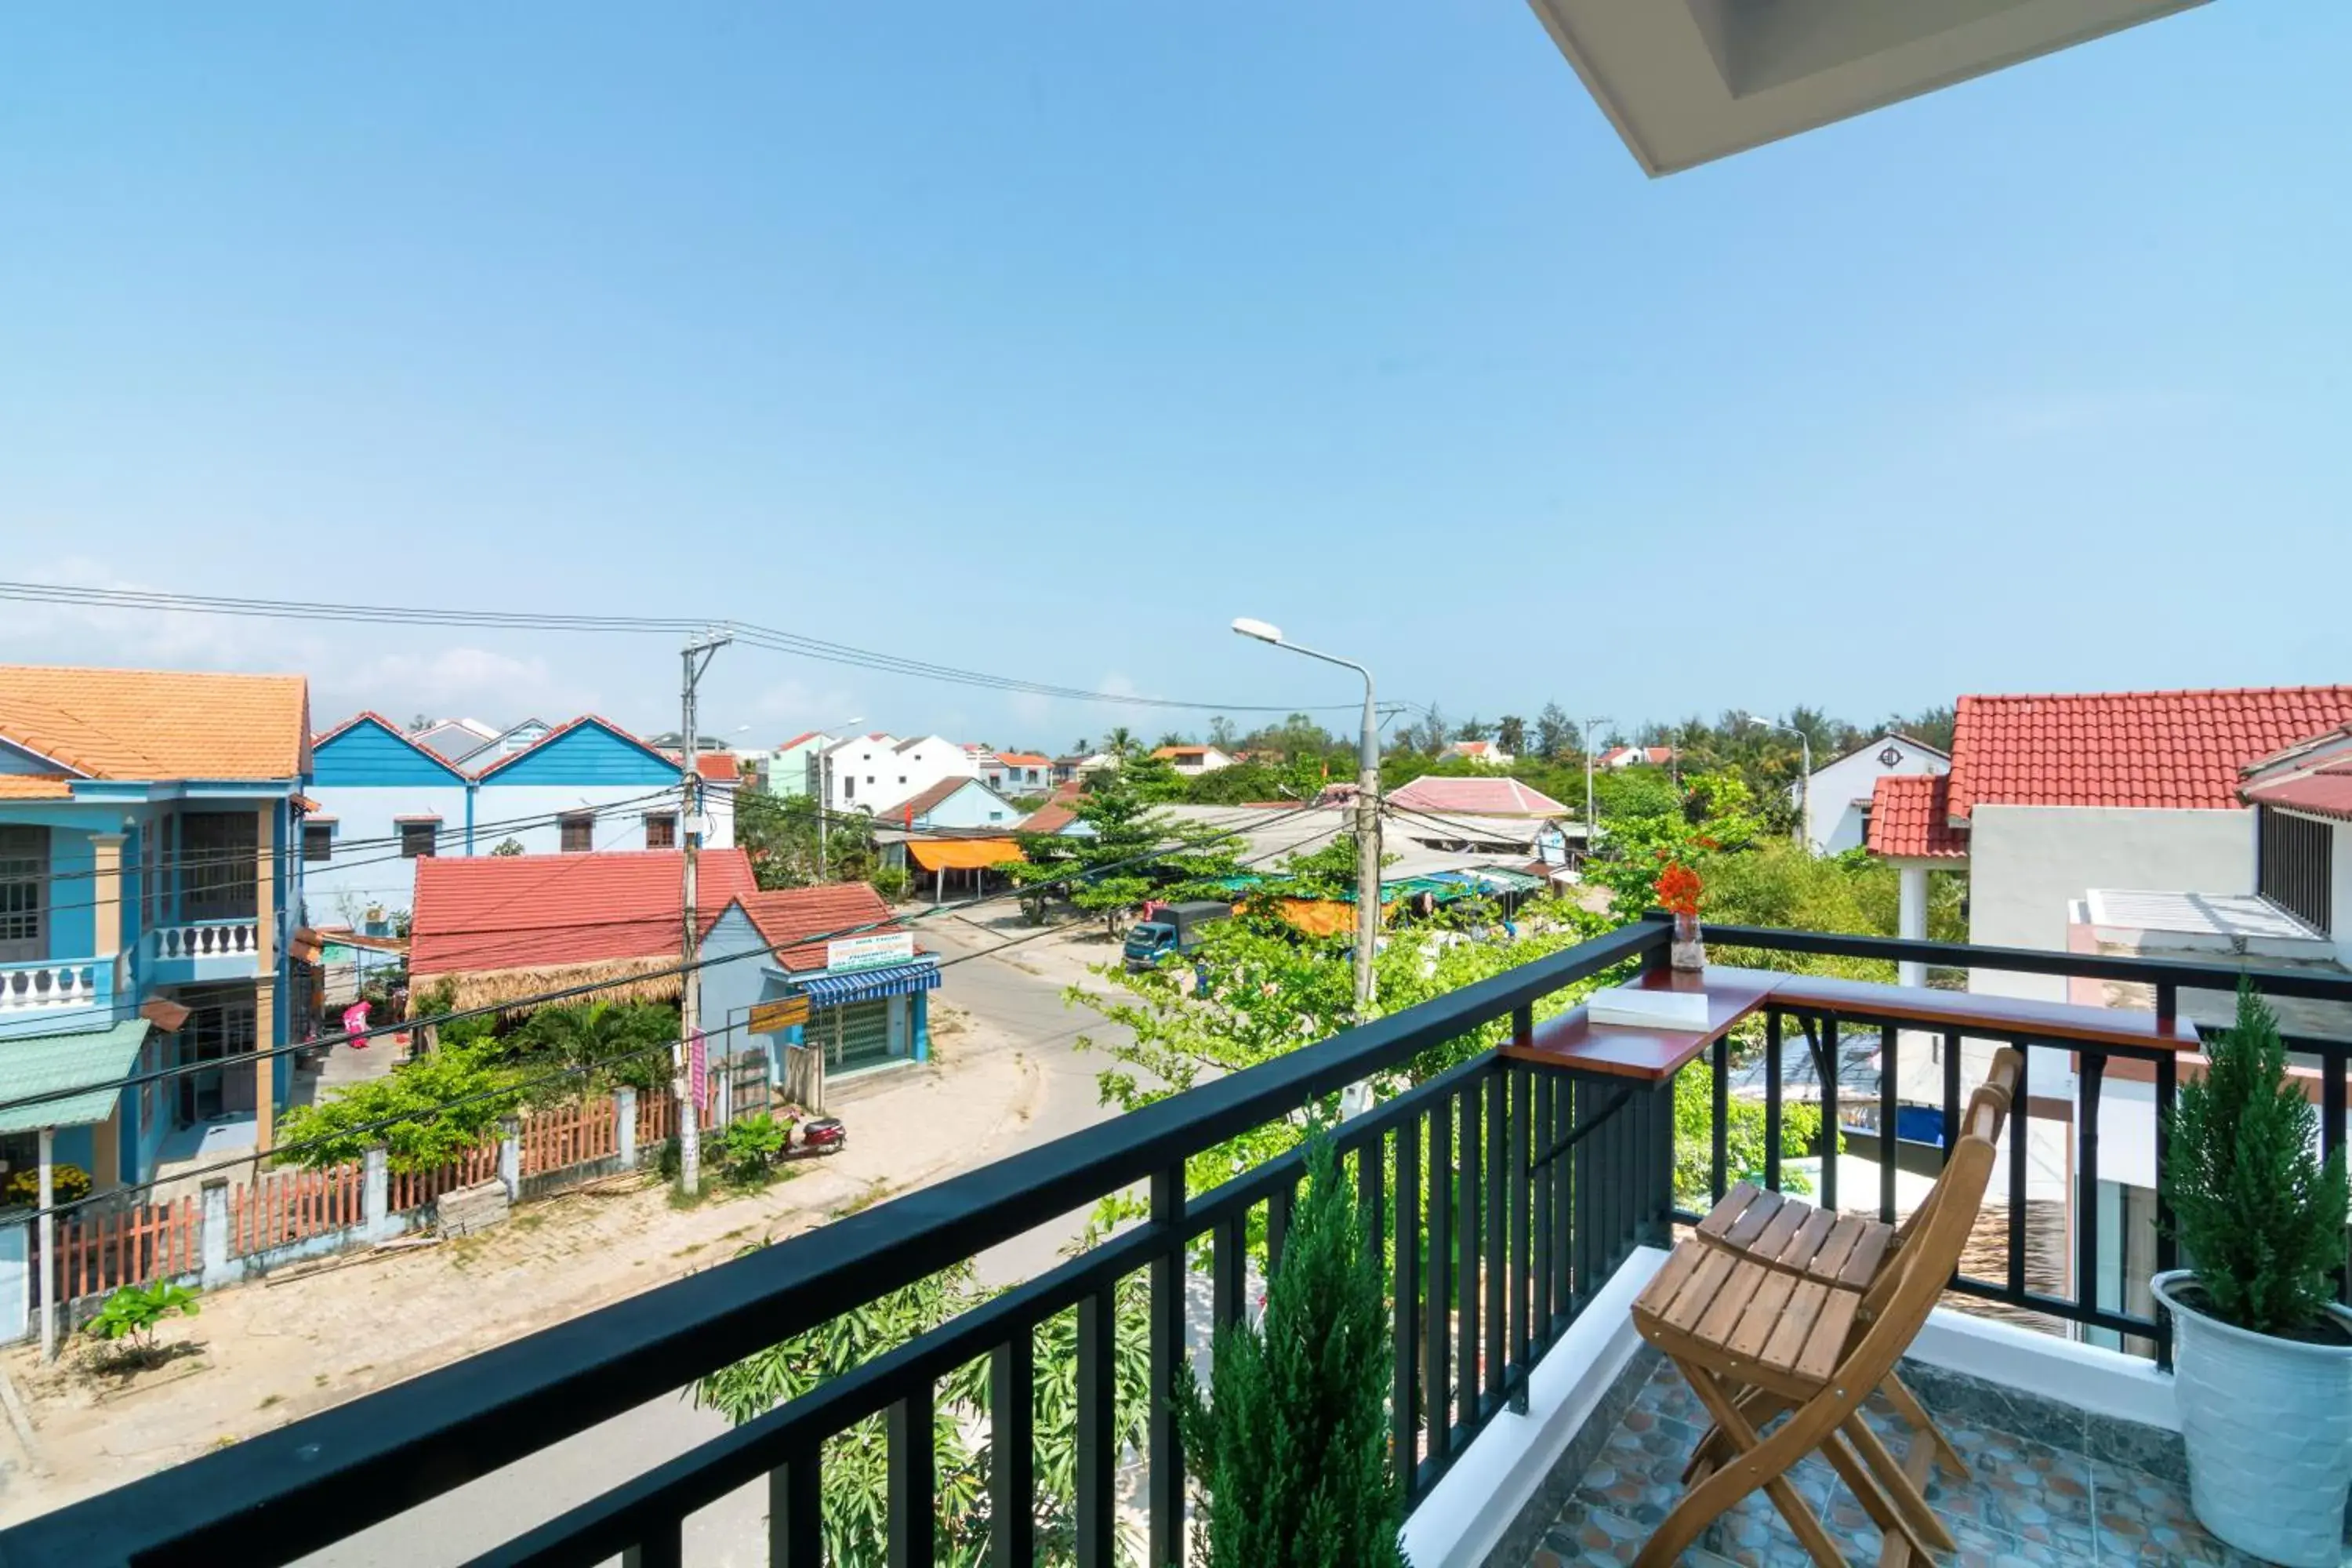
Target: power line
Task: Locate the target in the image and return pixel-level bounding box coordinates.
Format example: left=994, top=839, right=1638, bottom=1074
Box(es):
left=19, top=815, right=1348, bottom=1224
left=0, top=800, right=1330, bottom=1120
left=0, top=580, right=1355, bottom=714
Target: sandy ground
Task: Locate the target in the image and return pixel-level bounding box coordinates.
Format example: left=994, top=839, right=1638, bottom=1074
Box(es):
left=0, top=1007, right=1051, bottom=1527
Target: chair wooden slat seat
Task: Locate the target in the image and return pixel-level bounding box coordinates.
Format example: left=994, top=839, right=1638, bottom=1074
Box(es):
left=1627, top=1052, right=2025, bottom=1568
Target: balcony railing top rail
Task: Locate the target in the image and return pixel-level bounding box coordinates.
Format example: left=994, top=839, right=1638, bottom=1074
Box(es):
left=8, top=915, right=2349, bottom=1568
left=6, top=918, right=1669, bottom=1567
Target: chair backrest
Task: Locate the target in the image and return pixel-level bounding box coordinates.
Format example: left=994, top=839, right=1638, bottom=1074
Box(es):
left=1890, top=1047, right=2023, bottom=1249
left=1844, top=1104, right=2002, bottom=1381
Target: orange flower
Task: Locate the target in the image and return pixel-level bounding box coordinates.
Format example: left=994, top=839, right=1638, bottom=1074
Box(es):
left=1654, top=862, right=1703, bottom=916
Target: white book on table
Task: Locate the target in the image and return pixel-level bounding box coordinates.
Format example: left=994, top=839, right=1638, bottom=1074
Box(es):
left=1586, top=985, right=1710, bottom=1030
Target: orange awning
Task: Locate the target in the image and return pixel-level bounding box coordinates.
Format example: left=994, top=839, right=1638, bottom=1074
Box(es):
left=906, top=838, right=1025, bottom=872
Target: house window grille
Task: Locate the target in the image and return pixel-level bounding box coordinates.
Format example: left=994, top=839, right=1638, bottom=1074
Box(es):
left=559, top=813, right=595, bottom=854
left=400, top=822, right=440, bottom=859
left=644, top=813, right=677, bottom=849
left=2257, top=805, right=2332, bottom=936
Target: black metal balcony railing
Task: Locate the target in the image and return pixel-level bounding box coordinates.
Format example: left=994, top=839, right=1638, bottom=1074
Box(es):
left=6, top=916, right=2350, bottom=1568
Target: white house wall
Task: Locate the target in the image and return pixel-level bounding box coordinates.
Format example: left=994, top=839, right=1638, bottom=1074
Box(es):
left=1805, top=738, right=1947, bottom=854
left=470, top=782, right=734, bottom=855
left=1966, top=804, right=2252, bottom=1005
left=303, top=783, right=474, bottom=923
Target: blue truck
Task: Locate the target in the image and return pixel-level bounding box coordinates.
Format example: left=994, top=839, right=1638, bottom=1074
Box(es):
left=1122, top=900, right=1232, bottom=972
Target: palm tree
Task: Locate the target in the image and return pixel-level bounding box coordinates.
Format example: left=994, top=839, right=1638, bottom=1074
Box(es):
left=1105, top=726, right=1138, bottom=757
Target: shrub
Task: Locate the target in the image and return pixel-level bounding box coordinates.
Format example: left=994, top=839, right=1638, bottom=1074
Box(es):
left=86, top=1281, right=200, bottom=1351
left=2162, top=981, right=2350, bottom=1335
left=717, top=1116, right=787, bottom=1186
left=4, top=1163, right=91, bottom=1208
left=868, top=866, right=912, bottom=902
left=1180, top=1131, right=1406, bottom=1568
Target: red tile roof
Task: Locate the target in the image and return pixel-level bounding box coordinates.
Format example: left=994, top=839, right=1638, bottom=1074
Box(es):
left=2245, top=765, right=2352, bottom=823
left=661, top=750, right=739, bottom=782
left=1021, top=800, right=1080, bottom=834
left=1864, top=775, right=1969, bottom=859
left=1945, top=687, right=2352, bottom=815
left=993, top=751, right=1051, bottom=768
left=1385, top=775, right=1570, bottom=817
left=728, top=883, right=909, bottom=972
left=775, top=731, right=824, bottom=750
left=408, top=848, right=756, bottom=978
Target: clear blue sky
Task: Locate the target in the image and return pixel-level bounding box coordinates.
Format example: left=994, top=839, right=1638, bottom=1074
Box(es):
left=2, top=4, right=2345, bottom=748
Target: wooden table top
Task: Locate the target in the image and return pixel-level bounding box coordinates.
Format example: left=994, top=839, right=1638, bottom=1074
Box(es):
left=1501, top=965, right=1784, bottom=1082
left=1499, top=964, right=2201, bottom=1083
left=1766, top=972, right=2202, bottom=1055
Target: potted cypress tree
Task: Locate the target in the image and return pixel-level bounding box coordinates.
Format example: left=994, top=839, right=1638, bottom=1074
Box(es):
left=1180, top=1131, right=1410, bottom=1567
left=2153, top=981, right=2352, bottom=1567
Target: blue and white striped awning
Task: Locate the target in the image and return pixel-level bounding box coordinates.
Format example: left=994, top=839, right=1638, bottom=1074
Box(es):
left=795, top=958, right=942, bottom=1007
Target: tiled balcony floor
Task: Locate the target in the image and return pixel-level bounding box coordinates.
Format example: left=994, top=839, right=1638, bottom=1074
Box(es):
left=1529, top=1358, right=2267, bottom=1567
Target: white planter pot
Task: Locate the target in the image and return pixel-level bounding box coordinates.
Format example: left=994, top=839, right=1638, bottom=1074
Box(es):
left=2152, top=1269, right=2352, bottom=1567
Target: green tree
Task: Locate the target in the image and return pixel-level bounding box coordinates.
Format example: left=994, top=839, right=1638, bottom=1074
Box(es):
left=2162, top=982, right=2350, bottom=1334
left=1495, top=714, right=1526, bottom=755
left=1103, top=725, right=1138, bottom=757
left=490, top=837, right=524, bottom=856
left=504, top=999, right=677, bottom=1093
left=276, top=1044, right=521, bottom=1171
left=1011, top=764, right=1243, bottom=935
left=735, top=789, right=880, bottom=888
left=695, top=1251, right=1153, bottom=1566
left=1208, top=715, right=1238, bottom=749
left=1534, top=702, right=1574, bottom=762
left=1453, top=713, right=1490, bottom=742
left=1181, top=1133, right=1406, bottom=1568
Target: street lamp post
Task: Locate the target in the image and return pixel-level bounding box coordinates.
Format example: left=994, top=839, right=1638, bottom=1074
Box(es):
left=1234, top=618, right=1380, bottom=1118
left=1579, top=715, right=1614, bottom=862
left=1740, top=713, right=1813, bottom=848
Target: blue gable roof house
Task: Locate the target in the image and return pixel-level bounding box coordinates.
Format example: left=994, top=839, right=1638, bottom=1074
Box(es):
left=0, top=664, right=314, bottom=1210
left=471, top=715, right=735, bottom=858
left=307, top=713, right=477, bottom=926
left=303, top=713, right=736, bottom=930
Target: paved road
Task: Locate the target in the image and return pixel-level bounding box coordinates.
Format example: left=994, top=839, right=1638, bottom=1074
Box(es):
left=305, top=918, right=1132, bottom=1566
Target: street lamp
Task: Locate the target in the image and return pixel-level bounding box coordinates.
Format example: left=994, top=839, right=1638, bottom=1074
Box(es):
left=816, top=714, right=866, bottom=877
left=1232, top=618, right=1381, bottom=1119
left=1740, top=713, right=1812, bottom=848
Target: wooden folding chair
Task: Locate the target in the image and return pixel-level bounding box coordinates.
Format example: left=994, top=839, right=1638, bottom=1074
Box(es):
left=1629, top=1089, right=2006, bottom=1567
left=1677, top=1047, right=2024, bottom=1491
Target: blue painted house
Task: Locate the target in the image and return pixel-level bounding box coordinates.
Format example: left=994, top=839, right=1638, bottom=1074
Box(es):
left=0, top=664, right=313, bottom=1191
left=699, top=884, right=938, bottom=1105
left=306, top=713, right=736, bottom=927
left=306, top=713, right=477, bottom=924
left=873, top=777, right=1025, bottom=834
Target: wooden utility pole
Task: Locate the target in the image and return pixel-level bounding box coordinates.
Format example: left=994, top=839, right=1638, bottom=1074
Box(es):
left=677, top=630, right=732, bottom=1196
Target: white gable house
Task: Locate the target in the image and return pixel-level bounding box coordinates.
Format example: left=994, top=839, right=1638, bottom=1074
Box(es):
left=1804, top=734, right=1947, bottom=854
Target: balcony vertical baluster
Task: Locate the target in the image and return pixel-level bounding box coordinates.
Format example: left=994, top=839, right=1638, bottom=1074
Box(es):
left=1818, top=1015, right=1839, bottom=1212
left=1531, top=1072, right=1554, bottom=1345
left=2078, top=1050, right=2105, bottom=1323
left=1424, top=1098, right=1453, bottom=1479
left=1148, top=1165, right=1185, bottom=1567
left=1709, top=1032, right=1730, bottom=1205
left=1456, top=1080, right=1480, bottom=1436
left=1391, top=1114, right=1421, bottom=1498
left=773, top=1445, right=822, bottom=1567
left=1764, top=1009, right=1784, bottom=1192
left=2009, top=1044, right=2031, bottom=1300
left=1074, top=1287, right=1116, bottom=1568
left=1507, top=1062, right=1530, bottom=1414
left=887, top=1385, right=935, bottom=1568
left=1880, top=1025, right=1899, bottom=1225
left=986, top=1334, right=1034, bottom=1567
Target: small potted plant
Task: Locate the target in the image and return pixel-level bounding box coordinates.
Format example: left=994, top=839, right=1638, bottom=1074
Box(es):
left=1656, top=861, right=1705, bottom=971
left=2153, top=981, right=2352, bottom=1567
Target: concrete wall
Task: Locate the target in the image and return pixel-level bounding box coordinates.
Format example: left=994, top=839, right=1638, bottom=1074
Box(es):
left=301, top=782, right=474, bottom=922
left=2329, top=815, right=2352, bottom=966
left=468, top=782, right=732, bottom=856
left=1966, top=804, right=2253, bottom=1004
